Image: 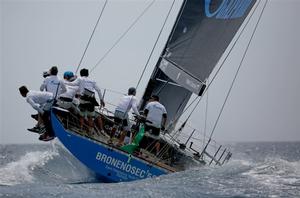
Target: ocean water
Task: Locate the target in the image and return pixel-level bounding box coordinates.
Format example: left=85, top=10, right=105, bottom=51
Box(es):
left=0, top=141, right=299, bottom=198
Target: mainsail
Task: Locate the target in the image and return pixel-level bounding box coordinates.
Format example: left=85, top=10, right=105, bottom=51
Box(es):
left=141, top=0, right=257, bottom=124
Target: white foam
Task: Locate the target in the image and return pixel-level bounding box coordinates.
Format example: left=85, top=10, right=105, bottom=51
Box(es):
left=0, top=150, right=58, bottom=186
left=229, top=159, right=253, bottom=166
left=243, top=157, right=300, bottom=193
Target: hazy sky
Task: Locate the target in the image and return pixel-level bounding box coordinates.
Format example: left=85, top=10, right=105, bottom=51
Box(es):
left=1, top=0, right=299, bottom=144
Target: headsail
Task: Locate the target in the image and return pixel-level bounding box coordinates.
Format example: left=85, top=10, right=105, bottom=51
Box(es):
left=141, top=0, right=257, bottom=124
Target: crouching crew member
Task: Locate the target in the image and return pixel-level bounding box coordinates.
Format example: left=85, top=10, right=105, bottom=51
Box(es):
left=19, top=86, right=55, bottom=141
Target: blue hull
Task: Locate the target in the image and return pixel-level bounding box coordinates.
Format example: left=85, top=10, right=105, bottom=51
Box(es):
left=51, top=111, right=170, bottom=182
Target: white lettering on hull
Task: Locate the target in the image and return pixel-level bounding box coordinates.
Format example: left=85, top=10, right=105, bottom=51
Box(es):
left=96, top=152, right=154, bottom=179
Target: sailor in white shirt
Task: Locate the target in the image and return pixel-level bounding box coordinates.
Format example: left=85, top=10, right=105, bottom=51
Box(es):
left=26, top=90, right=54, bottom=114
left=40, top=66, right=67, bottom=99
left=144, top=95, right=167, bottom=136
left=65, top=68, right=105, bottom=108
left=65, top=68, right=105, bottom=135
left=57, top=71, right=79, bottom=110
left=111, top=87, right=140, bottom=145
left=142, top=95, right=167, bottom=155
left=115, top=88, right=140, bottom=117
left=19, top=86, right=55, bottom=141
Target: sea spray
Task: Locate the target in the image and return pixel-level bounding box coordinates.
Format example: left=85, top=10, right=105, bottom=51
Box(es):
left=0, top=150, right=58, bottom=186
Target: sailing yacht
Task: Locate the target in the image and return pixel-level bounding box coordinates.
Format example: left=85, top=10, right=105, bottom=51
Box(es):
left=50, top=0, right=259, bottom=182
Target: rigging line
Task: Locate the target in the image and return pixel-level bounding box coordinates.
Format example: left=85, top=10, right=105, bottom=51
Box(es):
left=75, top=0, right=108, bottom=74
left=120, top=0, right=175, bottom=117
left=149, top=0, right=187, bottom=82
left=135, top=0, right=176, bottom=89
left=155, top=79, right=170, bottom=95
left=203, top=78, right=209, bottom=148
left=90, top=0, right=156, bottom=73
left=165, top=0, right=188, bottom=49
left=178, top=0, right=262, bottom=120
left=167, top=92, right=191, bottom=138
left=208, top=0, right=268, bottom=140
left=169, top=97, right=201, bottom=145
left=174, top=92, right=190, bottom=117
left=185, top=96, right=202, bottom=123
left=166, top=95, right=199, bottom=140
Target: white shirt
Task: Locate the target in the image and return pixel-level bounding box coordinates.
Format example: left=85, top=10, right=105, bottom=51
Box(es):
left=59, top=83, right=79, bottom=99
left=145, top=101, right=167, bottom=128
left=26, top=90, right=53, bottom=113
left=40, top=75, right=67, bottom=98
left=115, top=95, right=140, bottom=116
left=66, top=76, right=102, bottom=100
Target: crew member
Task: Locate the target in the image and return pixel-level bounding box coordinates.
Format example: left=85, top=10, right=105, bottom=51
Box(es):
left=40, top=66, right=67, bottom=99
left=143, top=95, right=167, bottom=154
left=57, top=71, right=79, bottom=111
left=111, top=87, right=140, bottom=146
left=65, top=68, right=105, bottom=135
left=19, top=85, right=55, bottom=141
